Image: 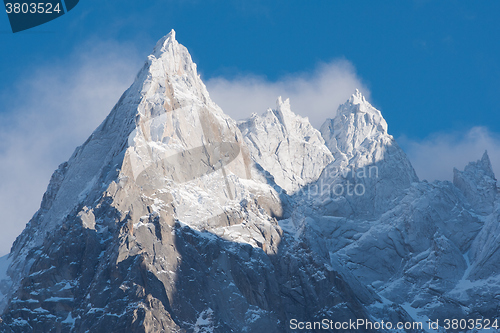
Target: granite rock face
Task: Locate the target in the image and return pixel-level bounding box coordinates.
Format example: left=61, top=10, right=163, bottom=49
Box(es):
left=0, top=31, right=499, bottom=333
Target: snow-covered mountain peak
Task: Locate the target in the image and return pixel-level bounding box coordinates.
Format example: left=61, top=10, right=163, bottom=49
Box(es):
left=317, top=91, right=418, bottom=216
left=320, top=91, right=392, bottom=162
left=238, top=97, right=333, bottom=193
left=453, top=151, right=497, bottom=214
left=270, top=96, right=307, bottom=132
left=348, top=88, right=367, bottom=104
left=139, top=29, right=215, bottom=115
left=336, top=89, right=388, bottom=134
left=125, top=32, right=253, bottom=188
left=465, top=150, right=496, bottom=179
left=7, top=31, right=252, bottom=276
left=152, top=29, right=176, bottom=55
left=276, top=96, right=291, bottom=114
left=149, top=29, right=195, bottom=78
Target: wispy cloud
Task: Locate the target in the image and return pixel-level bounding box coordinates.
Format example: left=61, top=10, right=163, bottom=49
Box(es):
left=0, top=40, right=141, bottom=256
left=400, top=127, right=500, bottom=182
left=206, top=59, right=370, bottom=129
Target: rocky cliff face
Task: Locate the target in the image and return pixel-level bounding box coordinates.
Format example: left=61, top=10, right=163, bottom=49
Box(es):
left=0, top=31, right=499, bottom=333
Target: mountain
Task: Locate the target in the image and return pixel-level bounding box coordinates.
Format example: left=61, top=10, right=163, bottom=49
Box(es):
left=238, top=96, right=333, bottom=194
left=316, top=90, right=419, bottom=218
left=0, top=30, right=499, bottom=333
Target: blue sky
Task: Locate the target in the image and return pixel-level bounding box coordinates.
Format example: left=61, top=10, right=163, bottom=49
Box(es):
left=1, top=1, right=500, bottom=254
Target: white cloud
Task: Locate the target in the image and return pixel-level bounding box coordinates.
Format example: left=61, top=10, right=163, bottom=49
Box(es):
left=0, top=40, right=141, bottom=256
left=399, top=127, right=500, bottom=182
left=206, top=59, right=370, bottom=129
